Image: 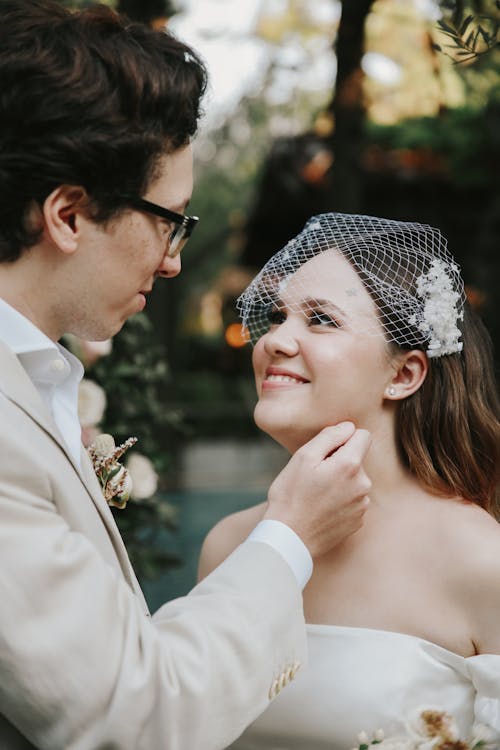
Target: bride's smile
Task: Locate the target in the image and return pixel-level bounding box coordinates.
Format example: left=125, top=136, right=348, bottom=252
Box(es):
left=262, top=366, right=310, bottom=387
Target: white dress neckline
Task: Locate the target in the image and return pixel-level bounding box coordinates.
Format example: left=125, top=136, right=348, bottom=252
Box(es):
left=306, top=622, right=474, bottom=662
left=229, top=621, right=500, bottom=749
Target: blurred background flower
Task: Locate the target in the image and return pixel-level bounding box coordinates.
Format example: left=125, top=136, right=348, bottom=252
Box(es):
left=78, top=379, right=107, bottom=432
left=127, top=453, right=160, bottom=501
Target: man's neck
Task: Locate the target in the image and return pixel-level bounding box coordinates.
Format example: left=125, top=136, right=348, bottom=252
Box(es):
left=0, top=259, right=62, bottom=342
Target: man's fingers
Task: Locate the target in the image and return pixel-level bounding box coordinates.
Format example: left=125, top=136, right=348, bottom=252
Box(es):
left=329, top=428, right=372, bottom=470
left=297, top=422, right=356, bottom=462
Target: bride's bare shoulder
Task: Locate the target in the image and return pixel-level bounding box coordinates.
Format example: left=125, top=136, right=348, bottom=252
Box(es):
left=443, top=498, right=500, bottom=550
left=445, top=500, right=500, bottom=654
left=433, top=497, right=500, bottom=569
left=197, top=502, right=267, bottom=580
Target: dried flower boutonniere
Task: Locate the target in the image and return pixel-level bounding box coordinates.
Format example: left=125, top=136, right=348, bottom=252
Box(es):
left=353, top=707, right=495, bottom=750
left=88, top=433, right=138, bottom=509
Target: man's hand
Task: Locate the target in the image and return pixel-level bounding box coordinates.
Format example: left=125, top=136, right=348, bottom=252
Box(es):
left=264, top=423, right=371, bottom=558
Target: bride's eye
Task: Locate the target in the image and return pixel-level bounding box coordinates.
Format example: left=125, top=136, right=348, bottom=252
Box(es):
left=308, top=309, right=340, bottom=328
left=266, top=307, right=287, bottom=326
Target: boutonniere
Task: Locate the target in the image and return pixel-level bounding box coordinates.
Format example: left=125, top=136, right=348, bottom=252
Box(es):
left=354, top=707, right=493, bottom=750
left=88, top=434, right=138, bottom=509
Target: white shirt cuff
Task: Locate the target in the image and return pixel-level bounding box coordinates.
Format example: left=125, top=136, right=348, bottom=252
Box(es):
left=247, top=520, right=313, bottom=590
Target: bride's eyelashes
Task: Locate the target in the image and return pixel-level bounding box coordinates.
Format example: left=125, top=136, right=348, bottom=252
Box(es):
left=307, top=308, right=341, bottom=328
left=265, top=305, right=342, bottom=330
left=267, top=307, right=287, bottom=326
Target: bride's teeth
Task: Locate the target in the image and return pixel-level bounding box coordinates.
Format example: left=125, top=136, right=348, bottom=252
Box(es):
left=266, top=374, right=303, bottom=383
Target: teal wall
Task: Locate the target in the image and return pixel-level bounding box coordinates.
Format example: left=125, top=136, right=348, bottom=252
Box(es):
left=142, top=489, right=265, bottom=611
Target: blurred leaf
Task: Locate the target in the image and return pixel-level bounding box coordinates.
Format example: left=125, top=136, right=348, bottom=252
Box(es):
left=460, top=14, right=474, bottom=33
left=69, top=313, right=185, bottom=581
left=435, top=2, right=499, bottom=62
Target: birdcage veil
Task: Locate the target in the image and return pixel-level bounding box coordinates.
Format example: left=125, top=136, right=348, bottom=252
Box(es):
left=236, top=213, right=465, bottom=358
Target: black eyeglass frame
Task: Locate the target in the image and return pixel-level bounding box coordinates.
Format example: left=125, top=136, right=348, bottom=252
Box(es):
left=130, top=197, right=199, bottom=257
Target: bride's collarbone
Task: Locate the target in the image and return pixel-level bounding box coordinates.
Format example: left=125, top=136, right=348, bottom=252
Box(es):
left=302, top=527, right=475, bottom=657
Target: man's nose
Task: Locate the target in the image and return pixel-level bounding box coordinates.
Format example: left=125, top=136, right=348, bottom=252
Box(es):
left=157, top=252, right=181, bottom=279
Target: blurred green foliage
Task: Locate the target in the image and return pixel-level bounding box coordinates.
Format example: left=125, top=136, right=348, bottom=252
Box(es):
left=366, top=101, right=500, bottom=187
left=84, top=314, right=184, bottom=579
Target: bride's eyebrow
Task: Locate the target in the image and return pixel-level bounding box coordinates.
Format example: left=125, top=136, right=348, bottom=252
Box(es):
left=301, top=296, right=347, bottom=319
left=273, top=295, right=348, bottom=320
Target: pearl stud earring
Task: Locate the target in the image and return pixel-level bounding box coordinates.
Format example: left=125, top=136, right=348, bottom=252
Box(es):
left=388, top=386, right=396, bottom=396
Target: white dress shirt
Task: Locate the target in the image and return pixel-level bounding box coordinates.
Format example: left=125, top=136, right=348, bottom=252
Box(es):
left=0, top=298, right=84, bottom=467
left=0, top=297, right=312, bottom=588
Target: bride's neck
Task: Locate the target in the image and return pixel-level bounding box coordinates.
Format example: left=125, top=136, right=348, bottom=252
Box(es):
left=359, top=417, right=421, bottom=508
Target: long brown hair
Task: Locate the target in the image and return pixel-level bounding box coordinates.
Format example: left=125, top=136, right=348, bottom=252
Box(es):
left=395, top=305, right=500, bottom=516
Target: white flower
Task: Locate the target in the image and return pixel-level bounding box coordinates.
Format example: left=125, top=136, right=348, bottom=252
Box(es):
left=80, top=338, right=112, bottom=365
left=471, top=722, right=500, bottom=748
left=78, top=379, right=107, bottom=427
left=65, top=335, right=112, bottom=367
left=126, top=453, right=159, bottom=500
left=409, top=259, right=464, bottom=358
left=406, top=706, right=459, bottom=745
left=373, top=738, right=416, bottom=750
left=91, top=433, right=116, bottom=458
left=106, top=465, right=133, bottom=505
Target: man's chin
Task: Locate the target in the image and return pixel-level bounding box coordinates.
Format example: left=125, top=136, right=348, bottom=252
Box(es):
left=69, top=319, right=124, bottom=343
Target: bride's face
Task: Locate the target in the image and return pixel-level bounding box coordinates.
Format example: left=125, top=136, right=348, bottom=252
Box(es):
left=251, top=250, right=395, bottom=452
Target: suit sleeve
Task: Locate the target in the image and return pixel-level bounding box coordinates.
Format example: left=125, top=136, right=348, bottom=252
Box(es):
left=0, top=414, right=307, bottom=750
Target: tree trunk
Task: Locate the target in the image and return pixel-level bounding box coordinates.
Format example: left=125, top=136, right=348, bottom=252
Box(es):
left=327, top=0, right=375, bottom=212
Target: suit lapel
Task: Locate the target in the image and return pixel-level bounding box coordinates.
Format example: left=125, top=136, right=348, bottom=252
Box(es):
left=79, top=447, right=151, bottom=614
left=0, top=340, right=150, bottom=614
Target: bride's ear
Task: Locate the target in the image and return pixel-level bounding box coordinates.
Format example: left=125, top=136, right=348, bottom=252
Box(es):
left=384, top=350, right=428, bottom=401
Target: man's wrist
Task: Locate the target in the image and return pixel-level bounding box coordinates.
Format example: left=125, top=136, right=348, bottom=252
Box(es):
left=246, top=519, right=313, bottom=590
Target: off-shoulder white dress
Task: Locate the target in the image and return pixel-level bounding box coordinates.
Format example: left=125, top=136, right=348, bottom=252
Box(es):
left=229, top=624, right=500, bottom=749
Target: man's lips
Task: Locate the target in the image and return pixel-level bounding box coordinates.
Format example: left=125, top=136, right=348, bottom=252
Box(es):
left=137, top=289, right=151, bottom=311
left=262, top=366, right=309, bottom=387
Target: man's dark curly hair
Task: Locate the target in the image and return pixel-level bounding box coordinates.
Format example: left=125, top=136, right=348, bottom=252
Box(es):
left=0, top=0, right=207, bottom=261
left=117, top=0, right=174, bottom=26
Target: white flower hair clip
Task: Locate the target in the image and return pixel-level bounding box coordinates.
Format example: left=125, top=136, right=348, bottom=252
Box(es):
left=409, top=259, right=464, bottom=358
left=88, top=434, right=138, bottom=509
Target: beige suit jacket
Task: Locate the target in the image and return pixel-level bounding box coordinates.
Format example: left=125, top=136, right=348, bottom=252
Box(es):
left=0, top=340, right=307, bottom=750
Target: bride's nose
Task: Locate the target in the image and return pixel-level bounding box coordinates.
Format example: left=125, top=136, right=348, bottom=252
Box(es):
left=263, top=320, right=300, bottom=357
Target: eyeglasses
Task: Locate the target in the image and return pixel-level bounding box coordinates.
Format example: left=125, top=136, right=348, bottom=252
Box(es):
left=130, top=197, right=199, bottom=257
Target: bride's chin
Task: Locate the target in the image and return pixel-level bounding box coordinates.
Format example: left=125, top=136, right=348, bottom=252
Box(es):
left=254, top=418, right=305, bottom=454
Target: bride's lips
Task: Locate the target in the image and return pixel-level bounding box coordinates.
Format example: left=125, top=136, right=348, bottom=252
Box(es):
left=262, top=366, right=309, bottom=390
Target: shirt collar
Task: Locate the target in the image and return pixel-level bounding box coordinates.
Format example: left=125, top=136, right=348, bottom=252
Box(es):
left=0, top=297, right=84, bottom=383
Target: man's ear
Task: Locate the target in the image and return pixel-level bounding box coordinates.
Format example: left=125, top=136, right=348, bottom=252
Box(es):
left=384, top=349, right=428, bottom=401
left=42, top=185, right=88, bottom=253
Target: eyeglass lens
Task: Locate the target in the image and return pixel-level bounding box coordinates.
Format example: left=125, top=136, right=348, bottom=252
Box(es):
left=167, top=225, right=188, bottom=258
